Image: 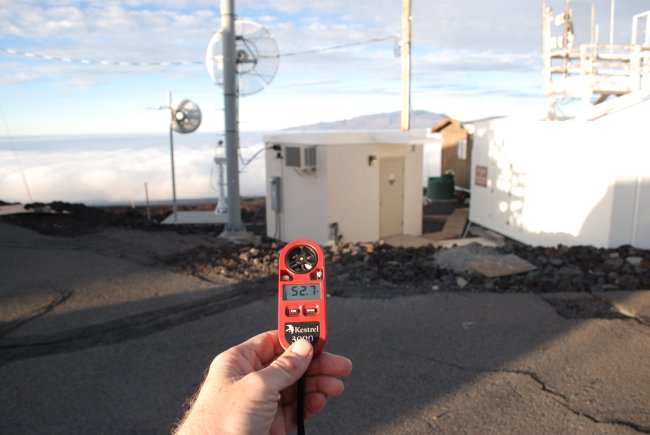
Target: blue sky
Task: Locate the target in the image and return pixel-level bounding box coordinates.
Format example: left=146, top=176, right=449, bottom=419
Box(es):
left=0, top=0, right=648, bottom=136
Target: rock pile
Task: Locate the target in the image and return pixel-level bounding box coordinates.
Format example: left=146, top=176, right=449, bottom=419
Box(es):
left=504, top=243, right=650, bottom=293
left=169, top=240, right=650, bottom=298
left=173, top=245, right=280, bottom=285
left=4, top=200, right=648, bottom=297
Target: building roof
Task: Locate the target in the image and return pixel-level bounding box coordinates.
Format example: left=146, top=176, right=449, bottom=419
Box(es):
left=430, top=117, right=457, bottom=133
left=263, top=130, right=432, bottom=146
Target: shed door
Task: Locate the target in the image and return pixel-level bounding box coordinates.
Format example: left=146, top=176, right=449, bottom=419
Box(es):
left=379, top=157, right=404, bottom=238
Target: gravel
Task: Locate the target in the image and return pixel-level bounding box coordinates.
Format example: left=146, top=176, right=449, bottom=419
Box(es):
left=3, top=200, right=649, bottom=299
left=167, top=240, right=650, bottom=298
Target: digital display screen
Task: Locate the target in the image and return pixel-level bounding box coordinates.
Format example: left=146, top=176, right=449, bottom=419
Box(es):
left=283, top=284, right=321, bottom=301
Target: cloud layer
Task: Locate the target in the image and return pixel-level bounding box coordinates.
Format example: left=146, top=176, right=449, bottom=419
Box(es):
left=0, top=132, right=267, bottom=203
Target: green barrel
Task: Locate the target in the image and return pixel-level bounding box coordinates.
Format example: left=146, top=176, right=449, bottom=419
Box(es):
left=427, top=174, right=455, bottom=200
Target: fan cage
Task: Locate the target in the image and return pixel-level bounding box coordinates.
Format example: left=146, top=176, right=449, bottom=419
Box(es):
left=172, top=100, right=202, bottom=134
left=206, top=19, right=280, bottom=96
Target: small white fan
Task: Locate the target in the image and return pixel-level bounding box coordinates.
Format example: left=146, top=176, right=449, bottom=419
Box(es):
left=172, top=99, right=202, bottom=134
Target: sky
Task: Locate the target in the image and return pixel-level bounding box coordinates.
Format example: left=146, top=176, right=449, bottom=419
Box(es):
left=0, top=0, right=648, bottom=204
left=1, top=0, right=647, bottom=137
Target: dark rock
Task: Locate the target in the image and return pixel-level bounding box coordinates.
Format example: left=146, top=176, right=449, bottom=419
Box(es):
left=558, top=265, right=584, bottom=278
left=626, top=256, right=643, bottom=267
left=616, top=275, right=640, bottom=290
left=605, top=257, right=624, bottom=270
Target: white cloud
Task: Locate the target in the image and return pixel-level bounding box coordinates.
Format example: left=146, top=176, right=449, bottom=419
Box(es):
left=1, top=3, right=86, bottom=39
left=0, top=137, right=268, bottom=203
left=1, top=0, right=647, bottom=137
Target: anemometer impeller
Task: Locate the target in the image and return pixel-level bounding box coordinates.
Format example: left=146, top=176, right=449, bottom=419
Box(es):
left=286, top=245, right=319, bottom=273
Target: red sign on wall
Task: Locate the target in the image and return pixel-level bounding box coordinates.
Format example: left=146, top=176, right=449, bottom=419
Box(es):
left=475, top=165, right=488, bottom=187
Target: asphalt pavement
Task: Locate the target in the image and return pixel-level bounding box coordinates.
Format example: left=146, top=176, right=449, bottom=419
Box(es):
left=1, top=220, right=649, bottom=434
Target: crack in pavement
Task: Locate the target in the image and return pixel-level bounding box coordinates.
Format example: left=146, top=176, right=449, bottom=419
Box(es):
left=0, top=285, right=274, bottom=368
left=421, top=410, right=450, bottom=430
left=591, top=294, right=650, bottom=328
left=389, top=346, right=650, bottom=434
left=540, top=294, right=650, bottom=335
left=0, top=290, right=72, bottom=338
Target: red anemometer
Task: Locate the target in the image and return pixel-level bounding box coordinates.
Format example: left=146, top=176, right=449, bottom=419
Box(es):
left=277, top=239, right=327, bottom=356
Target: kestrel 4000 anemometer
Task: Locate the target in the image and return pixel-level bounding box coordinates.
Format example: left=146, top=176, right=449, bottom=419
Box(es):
left=277, top=239, right=328, bottom=356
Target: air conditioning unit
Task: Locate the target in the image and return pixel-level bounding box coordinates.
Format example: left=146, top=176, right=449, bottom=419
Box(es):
left=285, top=146, right=316, bottom=172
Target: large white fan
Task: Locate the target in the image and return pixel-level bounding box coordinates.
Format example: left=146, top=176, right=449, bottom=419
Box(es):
left=205, top=19, right=280, bottom=96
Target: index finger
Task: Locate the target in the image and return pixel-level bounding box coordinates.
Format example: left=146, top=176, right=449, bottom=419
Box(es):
left=306, top=352, right=353, bottom=378
left=233, top=330, right=284, bottom=369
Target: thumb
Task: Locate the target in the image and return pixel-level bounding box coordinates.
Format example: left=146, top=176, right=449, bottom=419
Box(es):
left=258, top=339, right=313, bottom=392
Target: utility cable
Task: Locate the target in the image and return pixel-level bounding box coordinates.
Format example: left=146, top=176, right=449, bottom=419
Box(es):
left=428, top=9, right=479, bottom=93
left=0, top=35, right=397, bottom=67
left=238, top=145, right=271, bottom=169
left=0, top=48, right=203, bottom=66
left=280, top=35, right=397, bottom=57
left=0, top=107, right=34, bottom=203
left=209, top=160, right=219, bottom=192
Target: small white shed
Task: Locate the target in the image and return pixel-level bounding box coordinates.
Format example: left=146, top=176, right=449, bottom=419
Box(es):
left=264, top=131, right=427, bottom=244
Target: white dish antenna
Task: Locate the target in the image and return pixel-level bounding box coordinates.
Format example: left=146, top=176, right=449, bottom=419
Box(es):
left=205, top=19, right=280, bottom=96
left=172, top=99, right=202, bottom=134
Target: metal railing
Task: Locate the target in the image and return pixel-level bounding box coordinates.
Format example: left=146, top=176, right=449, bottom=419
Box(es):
left=548, top=43, right=650, bottom=96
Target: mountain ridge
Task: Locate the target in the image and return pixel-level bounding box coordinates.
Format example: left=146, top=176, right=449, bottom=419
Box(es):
left=283, top=110, right=447, bottom=131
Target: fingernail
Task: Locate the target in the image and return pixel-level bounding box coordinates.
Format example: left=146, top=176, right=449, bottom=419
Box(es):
left=291, top=339, right=313, bottom=357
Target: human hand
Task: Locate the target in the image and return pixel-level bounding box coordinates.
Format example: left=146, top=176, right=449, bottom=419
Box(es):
left=175, top=330, right=352, bottom=434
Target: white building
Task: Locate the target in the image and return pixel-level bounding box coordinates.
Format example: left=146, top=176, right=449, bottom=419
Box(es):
left=468, top=3, right=650, bottom=249
left=264, top=131, right=428, bottom=244
left=469, top=98, right=650, bottom=249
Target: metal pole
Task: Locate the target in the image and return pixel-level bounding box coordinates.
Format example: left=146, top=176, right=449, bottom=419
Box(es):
left=542, top=0, right=551, bottom=88
left=168, top=90, right=178, bottom=223
left=542, top=0, right=555, bottom=120
left=220, top=0, right=246, bottom=235
left=401, top=0, right=412, bottom=132
left=145, top=182, right=151, bottom=222
left=591, top=3, right=596, bottom=45
left=609, top=0, right=615, bottom=46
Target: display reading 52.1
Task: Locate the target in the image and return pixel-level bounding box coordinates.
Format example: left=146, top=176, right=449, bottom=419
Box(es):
left=283, top=284, right=321, bottom=301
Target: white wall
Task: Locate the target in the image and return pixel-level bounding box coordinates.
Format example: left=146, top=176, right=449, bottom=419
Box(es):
left=470, top=106, right=650, bottom=248
left=327, top=143, right=423, bottom=243
left=327, top=143, right=380, bottom=243
left=265, top=148, right=282, bottom=239
left=265, top=146, right=329, bottom=243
